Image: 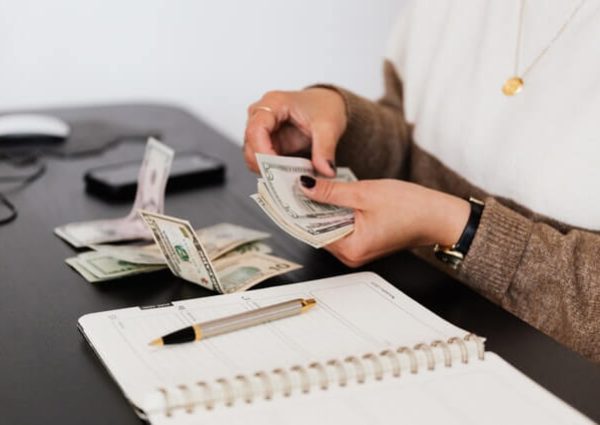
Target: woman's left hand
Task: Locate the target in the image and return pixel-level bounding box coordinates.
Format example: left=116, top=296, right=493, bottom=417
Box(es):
left=299, top=176, right=470, bottom=267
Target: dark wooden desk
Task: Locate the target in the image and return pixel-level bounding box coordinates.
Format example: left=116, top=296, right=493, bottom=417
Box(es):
left=0, top=104, right=597, bottom=425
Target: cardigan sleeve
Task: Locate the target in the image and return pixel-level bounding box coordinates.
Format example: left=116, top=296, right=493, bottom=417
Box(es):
left=460, top=198, right=600, bottom=361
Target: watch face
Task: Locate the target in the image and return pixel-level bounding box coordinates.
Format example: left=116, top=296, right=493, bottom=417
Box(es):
left=434, top=245, right=464, bottom=269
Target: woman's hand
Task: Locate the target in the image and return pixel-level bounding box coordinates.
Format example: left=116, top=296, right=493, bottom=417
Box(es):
left=299, top=176, right=470, bottom=267
left=243, top=88, right=347, bottom=177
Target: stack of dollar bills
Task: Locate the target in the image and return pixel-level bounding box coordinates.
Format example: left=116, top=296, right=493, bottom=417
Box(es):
left=66, top=220, right=301, bottom=293
left=57, top=138, right=301, bottom=293
left=251, top=154, right=357, bottom=248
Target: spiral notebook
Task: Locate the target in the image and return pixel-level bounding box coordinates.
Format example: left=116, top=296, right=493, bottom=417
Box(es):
left=78, top=272, right=593, bottom=425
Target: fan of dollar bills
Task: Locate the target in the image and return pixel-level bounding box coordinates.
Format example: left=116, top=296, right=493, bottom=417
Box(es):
left=251, top=154, right=357, bottom=248
left=56, top=138, right=301, bottom=293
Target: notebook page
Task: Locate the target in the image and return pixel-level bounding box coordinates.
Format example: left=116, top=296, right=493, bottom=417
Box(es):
left=78, top=272, right=469, bottom=411
left=148, top=353, right=593, bottom=425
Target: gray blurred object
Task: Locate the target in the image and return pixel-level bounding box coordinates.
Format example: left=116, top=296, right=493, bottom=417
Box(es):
left=0, top=113, right=70, bottom=145
left=0, top=110, right=158, bottom=157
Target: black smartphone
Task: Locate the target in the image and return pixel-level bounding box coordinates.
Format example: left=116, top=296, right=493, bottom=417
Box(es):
left=85, top=151, right=225, bottom=201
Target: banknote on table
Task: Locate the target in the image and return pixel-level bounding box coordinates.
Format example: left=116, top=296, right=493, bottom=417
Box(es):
left=140, top=211, right=300, bottom=293
left=68, top=248, right=296, bottom=292
left=214, top=252, right=301, bottom=293
left=66, top=257, right=103, bottom=283
left=217, top=241, right=272, bottom=259
left=252, top=154, right=357, bottom=248
left=194, top=223, right=270, bottom=259
left=89, top=242, right=164, bottom=265
left=54, top=138, right=174, bottom=247
left=139, top=210, right=223, bottom=292
left=65, top=252, right=164, bottom=283
left=89, top=223, right=271, bottom=265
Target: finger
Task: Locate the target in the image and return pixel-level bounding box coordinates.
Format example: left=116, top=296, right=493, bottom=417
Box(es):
left=243, top=139, right=271, bottom=173
left=243, top=143, right=259, bottom=173
left=298, top=176, right=363, bottom=209
left=244, top=111, right=279, bottom=171
left=245, top=109, right=278, bottom=152
left=310, top=122, right=338, bottom=177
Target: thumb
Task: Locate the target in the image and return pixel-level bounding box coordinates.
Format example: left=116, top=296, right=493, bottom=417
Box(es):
left=299, top=175, right=362, bottom=209
left=311, top=123, right=338, bottom=177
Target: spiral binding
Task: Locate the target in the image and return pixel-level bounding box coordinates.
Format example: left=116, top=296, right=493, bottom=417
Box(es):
left=291, top=365, right=311, bottom=393
left=431, top=340, right=452, bottom=367
left=272, top=368, right=292, bottom=397
left=176, top=384, right=193, bottom=413
left=195, top=381, right=214, bottom=410
left=308, top=361, right=329, bottom=390
left=234, top=374, right=253, bottom=403
left=157, top=333, right=484, bottom=416
left=216, top=378, right=235, bottom=406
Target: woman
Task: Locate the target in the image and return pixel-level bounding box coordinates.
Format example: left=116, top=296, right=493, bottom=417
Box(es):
left=242, top=0, right=600, bottom=362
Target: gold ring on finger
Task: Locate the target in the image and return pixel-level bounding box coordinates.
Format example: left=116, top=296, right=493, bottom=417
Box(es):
left=253, top=106, right=275, bottom=116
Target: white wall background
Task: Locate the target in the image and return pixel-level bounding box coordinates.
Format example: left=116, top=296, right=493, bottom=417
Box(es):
left=0, top=0, right=403, bottom=143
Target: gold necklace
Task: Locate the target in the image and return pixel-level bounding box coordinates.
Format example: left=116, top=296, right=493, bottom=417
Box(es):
left=502, top=0, right=587, bottom=96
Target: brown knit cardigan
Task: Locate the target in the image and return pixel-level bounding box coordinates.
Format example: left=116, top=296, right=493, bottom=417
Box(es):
left=317, top=61, right=600, bottom=363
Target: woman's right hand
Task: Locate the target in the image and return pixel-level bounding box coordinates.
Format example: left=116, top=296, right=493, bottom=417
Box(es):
left=243, top=87, right=347, bottom=177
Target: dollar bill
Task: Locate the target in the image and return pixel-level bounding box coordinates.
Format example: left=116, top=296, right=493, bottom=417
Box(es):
left=251, top=194, right=352, bottom=248
left=89, top=223, right=271, bottom=265
left=195, top=223, right=270, bottom=259
left=139, top=211, right=222, bottom=292
left=85, top=240, right=271, bottom=273
left=255, top=153, right=357, bottom=219
left=252, top=154, right=356, bottom=248
left=213, top=252, right=301, bottom=293
left=218, top=241, right=272, bottom=259
left=54, top=138, right=174, bottom=247
left=89, top=243, right=165, bottom=265
left=257, top=179, right=354, bottom=232
left=65, top=257, right=105, bottom=283
left=65, top=252, right=164, bottom=282
left=68, top=247, right=293, bottom=292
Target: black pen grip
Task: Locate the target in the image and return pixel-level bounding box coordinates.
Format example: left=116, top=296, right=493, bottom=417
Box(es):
left=162, top=326, right=196, bottom=345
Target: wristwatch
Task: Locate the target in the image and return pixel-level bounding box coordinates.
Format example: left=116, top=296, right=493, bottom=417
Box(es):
left=434, top=197, right=484, bottom=269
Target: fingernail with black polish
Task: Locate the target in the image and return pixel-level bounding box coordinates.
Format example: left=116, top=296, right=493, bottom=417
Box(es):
left=300, top=175, right=316, bottom=189
left=327, top=160, right=336, bottom=174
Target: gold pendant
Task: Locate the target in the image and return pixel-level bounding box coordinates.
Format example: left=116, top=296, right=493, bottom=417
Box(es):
left=502, top=77, right=524, bottom=96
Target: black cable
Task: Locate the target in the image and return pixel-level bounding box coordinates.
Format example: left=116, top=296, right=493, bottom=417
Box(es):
left=41, top=133, right=156, bottom=159
left=0, top=157, right=47, bottom=227
left=0, top=151, right=39, bottom=165
left=0, top=193, right=17, bottom=225
left=0, top=161, right=46, bottom=184
left=0, top=133, right=156, bottom=227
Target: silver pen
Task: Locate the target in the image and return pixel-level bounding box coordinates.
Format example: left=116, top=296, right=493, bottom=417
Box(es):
left=149, top=298, right=317, bottom=346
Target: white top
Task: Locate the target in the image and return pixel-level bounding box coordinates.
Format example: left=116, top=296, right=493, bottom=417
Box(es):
left=386, top=0, right=600, bottom=229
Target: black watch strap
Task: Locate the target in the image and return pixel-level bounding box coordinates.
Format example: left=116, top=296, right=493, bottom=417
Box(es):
left=454, top=197, right=484, bottom=256
left=434, top=197, right=484, bottom=269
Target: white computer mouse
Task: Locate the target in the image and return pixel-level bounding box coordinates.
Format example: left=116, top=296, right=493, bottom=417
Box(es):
left=0, top=113, right=70, bottom=141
